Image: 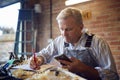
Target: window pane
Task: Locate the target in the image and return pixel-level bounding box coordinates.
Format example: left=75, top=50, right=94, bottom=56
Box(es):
left=0, top=2, right=20, bottom=64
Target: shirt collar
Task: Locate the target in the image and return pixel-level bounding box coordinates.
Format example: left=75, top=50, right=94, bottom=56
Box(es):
left=64, top=33, right=87, bottom=51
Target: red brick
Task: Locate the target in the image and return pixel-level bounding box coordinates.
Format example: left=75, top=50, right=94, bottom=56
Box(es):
left=110, top=41, right=120, bottom=45
left=108, top=32, right=120, bottom=36
left=118, top=46, right=120, bottom=50
left=113, top=55, right=120, bottom=61
left=96, top=15, right=109, bottom=20
left=108, top=3, right=120, bottom=9
left=112, top=51, right=120, bottom=55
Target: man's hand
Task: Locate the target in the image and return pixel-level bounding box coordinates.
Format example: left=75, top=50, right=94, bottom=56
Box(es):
left=59, top=57, right=101, bottom=80
left=30, top=56, right=44, bottom=69
left=59, top=57, right=87, bottom=73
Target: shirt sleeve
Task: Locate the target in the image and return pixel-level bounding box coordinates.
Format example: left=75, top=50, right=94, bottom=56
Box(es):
left=36, top=40, right=58, bottom=63
left=91, top=35, right=119, bottom=80
left=36, top=36, right=64, bottom=64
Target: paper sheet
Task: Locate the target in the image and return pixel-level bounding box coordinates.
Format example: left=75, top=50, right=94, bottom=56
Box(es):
left=12, top=64, right=33, bottom=70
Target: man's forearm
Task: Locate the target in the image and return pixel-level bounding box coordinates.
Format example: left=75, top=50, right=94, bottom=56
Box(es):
left=79, top=66, right=101, bottom=80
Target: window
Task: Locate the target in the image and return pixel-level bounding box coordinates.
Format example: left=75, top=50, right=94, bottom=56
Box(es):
left=0, top=2, right=20, bottom=64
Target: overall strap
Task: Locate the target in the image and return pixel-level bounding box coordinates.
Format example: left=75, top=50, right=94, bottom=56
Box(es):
left=85, top=34, right=94, bottom=47
left=64, top=42, right=69, bottom=47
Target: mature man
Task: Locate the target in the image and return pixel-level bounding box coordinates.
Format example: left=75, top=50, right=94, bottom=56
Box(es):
left=30, top=7, right=119, bottom=80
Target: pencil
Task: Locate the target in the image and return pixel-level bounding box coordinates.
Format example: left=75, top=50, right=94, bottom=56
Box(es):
left=33, top=49, right=37, bottom=68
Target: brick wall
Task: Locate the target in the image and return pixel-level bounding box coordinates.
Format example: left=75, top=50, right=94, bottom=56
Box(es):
left=34, top=0, right=120, bottom=77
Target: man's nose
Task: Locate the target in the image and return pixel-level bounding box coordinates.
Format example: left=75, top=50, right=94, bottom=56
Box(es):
left=62, top=30, right=67, bottom=36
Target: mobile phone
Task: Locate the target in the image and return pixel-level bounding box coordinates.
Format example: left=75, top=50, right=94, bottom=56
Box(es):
left=55, top=54, right=72, bottom=62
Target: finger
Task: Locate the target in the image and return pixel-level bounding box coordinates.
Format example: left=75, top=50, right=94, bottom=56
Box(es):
left=35, top=66, right=40, bottom=70
left=30, top=61, right=40, bottom=69
left=30, top=63, right=36, bottom=69
left=30, top=57, right=38, bottom=69
left=70, top=57, right=78, bottom=62
left=30, top=61, right=36, bottom=69
left=62, top=65, right=69, bottom=69
left=37, top=58, right=42, bottom=64
left=30, top=58, right=34, bottom=65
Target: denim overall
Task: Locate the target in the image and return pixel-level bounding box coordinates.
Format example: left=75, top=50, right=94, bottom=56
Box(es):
left=64, top=34, right=99, bottom=79
left=64, top=48, right=98, bottom=68
left=64, top=34, right=98, bottom=68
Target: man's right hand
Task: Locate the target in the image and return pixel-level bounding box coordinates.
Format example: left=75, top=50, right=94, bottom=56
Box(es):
left=30, top=56, right=44, bottom=69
